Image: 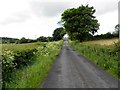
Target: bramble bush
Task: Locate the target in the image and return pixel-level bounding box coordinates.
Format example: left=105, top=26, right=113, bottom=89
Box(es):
left=13, top=49, right=38, bottom=68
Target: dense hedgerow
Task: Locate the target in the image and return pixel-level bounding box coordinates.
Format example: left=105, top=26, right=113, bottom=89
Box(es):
left=2, top=41, right=63, bottom=88
left=2, top=49, right=38, bottom=87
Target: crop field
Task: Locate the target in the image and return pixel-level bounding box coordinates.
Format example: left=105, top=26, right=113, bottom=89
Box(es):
left=1, top=42, right=41, bottom=53
left=84, top=38, right=118, bottom=46
left=70, top=38, right=119, bottom=79
left=2, top=41, right=63, bottom=88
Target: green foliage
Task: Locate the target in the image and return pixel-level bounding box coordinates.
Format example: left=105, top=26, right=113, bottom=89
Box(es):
left=13, top=49, right=38, bottom=68
left=2, top=42, right=40, bottom=87
left=61, top=5, right=99, bottom=41
left=114, top=40, right=120, bottom=79
left=52, top=27, right=66, bottom=41
left=37, top=36, right=48, bottom=42
left=37, top=36, right=54, bottom=42
left=115, top=24, right=119, bottom=32
left=16, top=37, right=36, bottom=44
left=47, top=37, right=54, bottom=42
left=70, top=40, right=119, bottom=79
left=93, top=25, right=119, bottom=40
left=1, top=37, right=37, bottom=44
left=2, top=48, right=38, bottom=87
left=113, top=24, right=119, bottom=37
left=1, top=37, right=19, bottom=44
left=114, top=40, right=120, bottom=52
left=2, top=50, right=15, bottom=84
left=3, top=41, right=63, bottom=88
left=94, top=32, right=118, bottom=40
left=19, top=37, right=28, bottom=43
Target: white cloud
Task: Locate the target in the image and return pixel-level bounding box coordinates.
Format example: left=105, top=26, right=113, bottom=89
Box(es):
left=96, top=10, right=118, bottom=35
left=0, top=11, right=31, bottom=25
left=0, top=0, right=119, bottom=39
left=89, top=0, right=119, bottom=16
left=0, top=13, right=60, bottom=39
left=0, top=0, right=30, bottom=22
left=30, top=2, right=72, bottom=17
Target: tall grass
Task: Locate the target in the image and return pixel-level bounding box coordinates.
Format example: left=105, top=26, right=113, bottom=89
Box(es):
left=3, top=41, right=63, bottom=88
left=70, top=39, right=119, bottom=79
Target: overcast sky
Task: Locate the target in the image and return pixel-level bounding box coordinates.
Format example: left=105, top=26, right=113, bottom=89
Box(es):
left=0, top=0, right=119, bottom=39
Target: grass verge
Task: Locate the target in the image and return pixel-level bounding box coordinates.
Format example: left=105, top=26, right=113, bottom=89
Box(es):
left=69, top=39, right=119, bottom=80
left=4, top=41, right=63, bottom=88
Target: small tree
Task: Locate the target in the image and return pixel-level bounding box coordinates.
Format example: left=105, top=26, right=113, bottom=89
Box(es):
left=47, top=37, right=53, bottom=42
left=18, top=37, right=28, bottom=43
left=37, top=36, right=48, bottom=42
left=52, top=27, right=66, bottom=41
left=113, top=24, right=119, bottom=37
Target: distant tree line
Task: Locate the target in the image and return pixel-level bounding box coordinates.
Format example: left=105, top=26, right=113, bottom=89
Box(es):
left=93, top=31, right=118, bottom=40
left=1, top=5, right=119, bottom=44
left=15, top=37, right=37, bottom=44
left=1, top=26, right=66, bottom=44
left=1, top=37, right=52, bottom=44
left=1, top=25, right=118, bottom=44
left=36, top=36, right=53, bottom=42
left=0, top=37, right=19, bottom=44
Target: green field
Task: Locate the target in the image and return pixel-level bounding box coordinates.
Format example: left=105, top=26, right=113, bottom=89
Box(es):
left=2, top=43, right=41, bottom=53
left=70, top=38, right=119, bottom=79
left=2, top=38, right=119, bottom=88
left=82, top=38, right=118, bottom=46
left=2, top=41, right=63, bottom=88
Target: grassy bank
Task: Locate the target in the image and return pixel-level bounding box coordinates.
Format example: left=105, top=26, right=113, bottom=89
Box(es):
left=69, top=38, right=119, bottom=79
left=2, top=41, right=63, bottom=88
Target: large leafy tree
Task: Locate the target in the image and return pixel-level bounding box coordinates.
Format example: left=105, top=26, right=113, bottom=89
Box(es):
left=52, top=27, right=66, bottom=41
left=61, top=5, right=99, bottom=41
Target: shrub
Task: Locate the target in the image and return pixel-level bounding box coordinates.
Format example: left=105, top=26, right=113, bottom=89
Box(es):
left=2, top=49, right=38, bottom=87
left=114, top=41, right=120, bottom=53
left=2, top=50, right=16, bottom=86
left=113, top=41, right=120, bottom=78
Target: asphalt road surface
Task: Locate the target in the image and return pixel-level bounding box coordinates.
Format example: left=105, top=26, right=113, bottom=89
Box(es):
left=41, top=40, right=118, bottom=88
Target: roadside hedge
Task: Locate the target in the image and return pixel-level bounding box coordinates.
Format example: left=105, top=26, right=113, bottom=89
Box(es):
left=2, top=49, right=38, bottom=86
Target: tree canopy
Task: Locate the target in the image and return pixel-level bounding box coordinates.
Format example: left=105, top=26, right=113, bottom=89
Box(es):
left=52, top=27, right=66, bottom=41
left=61, top=5, right=99, bottom=41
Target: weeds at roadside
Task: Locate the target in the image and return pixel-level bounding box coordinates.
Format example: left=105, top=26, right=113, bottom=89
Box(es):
left=70, top=39, right=119, bottom=79
left=2, top=41, right=63, bottom=88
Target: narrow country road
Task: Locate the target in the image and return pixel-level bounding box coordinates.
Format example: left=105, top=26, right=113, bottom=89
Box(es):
left=40, top=40, right=118, bottom=88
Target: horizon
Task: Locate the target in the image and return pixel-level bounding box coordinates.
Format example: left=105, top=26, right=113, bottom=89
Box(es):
left=0, top=0, right=119, bottom=39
